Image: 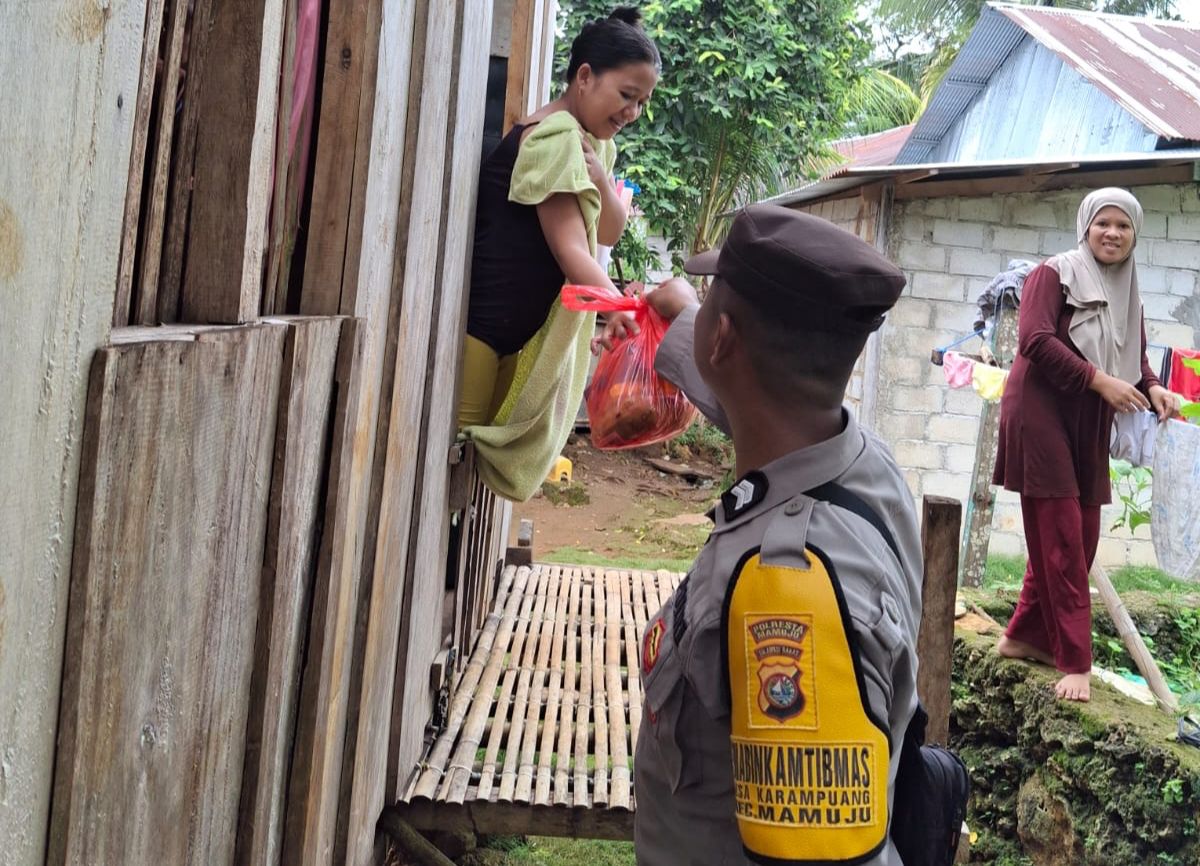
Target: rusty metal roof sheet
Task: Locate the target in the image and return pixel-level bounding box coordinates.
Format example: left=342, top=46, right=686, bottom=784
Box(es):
left=830, top=124, right=914, bottom=172
left=997, top=4, right=1200, bottom=140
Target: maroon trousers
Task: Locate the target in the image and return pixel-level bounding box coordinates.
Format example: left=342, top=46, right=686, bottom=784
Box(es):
left=1005, top=495, right=1100, bottom=674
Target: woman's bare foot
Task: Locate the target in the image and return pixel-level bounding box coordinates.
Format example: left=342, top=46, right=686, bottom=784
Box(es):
left=1055, top=672, right=1091, bottom=702
left=997, top=635, right=1055, bottom=666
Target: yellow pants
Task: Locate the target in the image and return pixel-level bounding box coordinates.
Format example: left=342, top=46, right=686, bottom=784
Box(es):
left=458, top=334, right=519, bottom=427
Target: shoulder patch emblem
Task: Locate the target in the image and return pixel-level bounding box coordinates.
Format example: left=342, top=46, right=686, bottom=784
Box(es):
left=747, top=616, right=816, bottom=728
left=643, top=617, right=666, bottom=674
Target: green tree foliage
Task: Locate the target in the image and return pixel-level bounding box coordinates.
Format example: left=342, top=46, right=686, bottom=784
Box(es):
left=556, top=0, right=870, bottom=272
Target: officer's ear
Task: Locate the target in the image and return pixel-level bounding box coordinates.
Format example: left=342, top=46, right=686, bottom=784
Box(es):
left=708, top=308, right=738, bottom=371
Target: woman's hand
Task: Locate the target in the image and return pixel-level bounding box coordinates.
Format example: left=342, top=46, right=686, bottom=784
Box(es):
left=1090, top=370, right=1151, bottom=413
left=591, top=311, right=639, bottom=355
left=579, top=133, right=609, bottom=190
left=1148, top=384, right=1181, bottom=421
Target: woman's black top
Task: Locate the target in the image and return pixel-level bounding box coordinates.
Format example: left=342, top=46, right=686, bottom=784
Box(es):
left=466, top=123, right=566, bottom=357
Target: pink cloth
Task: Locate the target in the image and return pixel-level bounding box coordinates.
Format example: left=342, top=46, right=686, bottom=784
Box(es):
left=943, top=351, right=974, bottom=388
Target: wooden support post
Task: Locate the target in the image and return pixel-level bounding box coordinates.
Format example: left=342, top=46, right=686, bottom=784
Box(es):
left=959, top=301, right=1019, bottom=587
left=503, top=0, right=534, bottom=133
left=507, top=518, right=534, bottom=567
left=917, top=495, right=963, bottom=746
left=1091, top=564, right=1178, bottom=713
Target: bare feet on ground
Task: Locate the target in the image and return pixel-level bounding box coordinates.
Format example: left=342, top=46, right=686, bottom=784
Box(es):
left=996, top=635, right=1055, bottom=667
left=1055, top=672, right=1091, bottom=702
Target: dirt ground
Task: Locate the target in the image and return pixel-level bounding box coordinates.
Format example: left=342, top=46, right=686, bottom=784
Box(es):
left=508, top=430, right=731, bottom=571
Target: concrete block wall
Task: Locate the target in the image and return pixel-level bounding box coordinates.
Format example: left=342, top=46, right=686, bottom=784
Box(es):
left=877, top=184, right=1199, bottom=570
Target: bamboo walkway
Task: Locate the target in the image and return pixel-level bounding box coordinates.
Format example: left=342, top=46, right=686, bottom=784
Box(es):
left=394, top=562, right=685, bottom=840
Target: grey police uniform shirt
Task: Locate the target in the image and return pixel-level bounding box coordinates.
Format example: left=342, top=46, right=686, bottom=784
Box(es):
left=634, top=305, right=923, bottom=866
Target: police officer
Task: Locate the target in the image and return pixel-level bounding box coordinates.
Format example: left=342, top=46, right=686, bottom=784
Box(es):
left=625, top=205, right=923, bottom=865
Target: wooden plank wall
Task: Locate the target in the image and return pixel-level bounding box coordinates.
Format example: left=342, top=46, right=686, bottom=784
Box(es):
left=48, top=324, right=287, bottom=865
left=237, top=317, right=345, bottom=866
left=0, top=2, right=148, bottom=863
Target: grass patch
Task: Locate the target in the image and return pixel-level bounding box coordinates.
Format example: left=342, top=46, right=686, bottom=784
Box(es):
left=982, top=557, right=1192, bottom=597
left=541, top=481, right=591, bottom=507
left=541, top=547, right=695, bottom=573
left=665, top=418, right=734, bottom=468
left=480, top=837, right=636, bottom=866
left=983, top=554, right=1026, bottom=591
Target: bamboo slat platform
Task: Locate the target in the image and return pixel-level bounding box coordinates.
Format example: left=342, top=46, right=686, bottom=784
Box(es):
left=393, top=562, right=685, bottom=840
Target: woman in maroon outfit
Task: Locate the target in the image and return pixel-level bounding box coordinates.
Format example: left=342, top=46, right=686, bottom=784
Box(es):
left=993, top=188, right=1180, bottom=702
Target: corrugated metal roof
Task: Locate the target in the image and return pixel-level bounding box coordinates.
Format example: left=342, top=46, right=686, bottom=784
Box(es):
left=762, top=148, right=1200, bottom=208
left=998, top=4, right=1200, bottom=140
left=895, top=5, right=1027, bottom=163
left=831, top=124, right=913, bottom=171
left=896, top=3, right=1200, bottom=164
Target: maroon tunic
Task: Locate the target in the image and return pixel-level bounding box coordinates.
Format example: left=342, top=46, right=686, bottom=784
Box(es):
left=993, top=263, right=1160, bottom=505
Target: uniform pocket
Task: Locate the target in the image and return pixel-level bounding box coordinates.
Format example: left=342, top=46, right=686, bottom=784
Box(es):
left=642, top=638, right=702, bottom=793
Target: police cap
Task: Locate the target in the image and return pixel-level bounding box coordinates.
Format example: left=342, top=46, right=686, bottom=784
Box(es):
left=682, top=204, right=906, bottom=334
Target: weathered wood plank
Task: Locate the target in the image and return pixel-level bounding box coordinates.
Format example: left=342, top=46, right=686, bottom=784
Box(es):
left=48, top=324, right=286, bottom=866
left=236, top=317, right=344, bottom=866
left=393, top=799, right=634, bottom=842
left=135, top=0, right=190, bottom=325
left=300, top=0, right=380, bottom=315
left=179, top=0, right=285, bottom=323
left=0, top=2, right=147, bottom=861
left=282, top=317, right=370, bottom=866
left=504, top=0, right=534, bottom=133
left=917, top=495, right=963, bottom=746
left=113, top=0, right=167, bottom=327
left=388, top=0, right=494, bottom=803
left=263, top=0, right=301, bottom=316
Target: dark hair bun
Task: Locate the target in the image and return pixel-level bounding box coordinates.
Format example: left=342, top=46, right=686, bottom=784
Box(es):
left=609, top=6, right=643, bottom=26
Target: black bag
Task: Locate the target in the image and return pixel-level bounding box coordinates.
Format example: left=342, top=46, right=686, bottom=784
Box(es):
left=802, top=483, right=971, bottom=866
left=890, top=704, right=970, bottom=866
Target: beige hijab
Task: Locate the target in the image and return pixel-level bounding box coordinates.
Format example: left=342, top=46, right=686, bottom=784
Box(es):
left=1049, top=188, right=1144, bottom=384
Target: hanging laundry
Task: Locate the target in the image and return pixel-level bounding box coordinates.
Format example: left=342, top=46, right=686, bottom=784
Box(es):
left=971, top=363, right=1008, bottom=401
left=942, top=351, right=975, bottom=388
left=1109, top=409, right=1157, bottom=467
left=1151, top=419, right=1200, bottom=582
left=1169, top=348, right=1200, bottom=401
left=973, top=259, right=1035, bottom=335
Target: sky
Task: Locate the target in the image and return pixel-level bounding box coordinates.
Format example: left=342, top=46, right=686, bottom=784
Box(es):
left=1175, top=0, right=1200, bottom=20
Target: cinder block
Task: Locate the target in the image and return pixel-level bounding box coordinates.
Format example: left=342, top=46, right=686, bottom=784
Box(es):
left=928, top=413, right=980, bottom=444
left=958, top=197, right=1004, bottom=223
left=1142, top=293, right=1183, bottom=322
left=1181, top=186, right=1200, bottom=213
left=875, top=411, right=928, bottom=440
left=902, top=469, right=921, bottom=498
left=1167, top=213, right=1200, bottom=241
left=911, top=272, right=966, bottom=301
left=890, top=297, right=934, bottom=328
left=897, top=242, right=947, bottom=271
left=1141, top=212, right=1168, bottom=239
left=1132, top=184, right=1180, bottom=213
left=900, top=221, right=927, bottom=243
left=986, top=531, right=1026, bottom=558
left=1128, top=539, right=1159, bottom=566
left=1145, top=320, right=1196, bottom=348
left=1138, top=265, right=1169, bottom=294
left=945, top=443, right=978, bottom=474
left=894, top=440, right=944, bottom=470
left=992, top=501, right=1024, bottom=533
left=991, top=226, right=1041, bottom=255
left=1011, top=201, right=1059, bottom=228
left=1134, top=244, right=1150, bottom=266
left=888, top=354, right=927, bottom=384
left=949, top=248, right=1005, bottom=277
left=890, top=385, right=945, bottom=414
left=945, top=388, right=982, bottom=415
left=1168, top=270, right=1197, bottom=297
left=921, top=470, right=970, bottom=501
left=1095, top=537, right=1129, bottom=569
left=1040, top=231, right=1079, bottom=255
left=920, top=198, right=952, bottom=218
left=932, top=219, right=985, bottom=248
left=933, top=302, right=980, bottom=333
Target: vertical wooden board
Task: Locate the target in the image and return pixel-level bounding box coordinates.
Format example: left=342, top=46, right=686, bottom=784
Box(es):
left=136, top=0, right=191, bottom=325
left=264, top=0, right=301, bottom=316
left=114, top=0, right=168, bottom=326
left=503, top=0, right=533, bottom=133
left=339, top=1, right=460, bottom=861
left=917, top=495, right=962, bottom=747
left=388, top=0, right=492, bottom=795
left=236, top=317, right=344, bottom=866
left=48, top=324, right=286, bottom=866
left=179, top=0, right=285, bottom=323
left=282, top=318, right=370, bottom=866
left=0, top=2, right=147, bottom=862
left=300, top=0, right=379, bottom=315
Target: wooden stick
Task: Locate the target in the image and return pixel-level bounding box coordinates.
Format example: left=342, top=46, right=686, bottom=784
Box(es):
left=554, top=568, right=581, bottom=806
left=1091, top=564, right=1179, bottom=713
left=606, top=571, right=630, bottom=809
left=535, top=567, right=569, bottom=805
left=592, top=571, right=610, bottom=806
left=515, top=567, right=558, bottom=803
left=377, top=809, right=456, bottom=866
left=574, top=568, right=595, bottom=807
left=620, top=570, right=642, bottom=775
left=498, top=565, right=548, bottom=801
left=917, top=496, right=963, bottom=746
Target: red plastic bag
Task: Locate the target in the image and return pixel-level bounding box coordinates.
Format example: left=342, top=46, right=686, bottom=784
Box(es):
left=561, top=284, right=698, bottom=450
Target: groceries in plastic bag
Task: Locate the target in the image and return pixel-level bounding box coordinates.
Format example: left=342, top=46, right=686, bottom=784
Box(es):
left=561, top=284, right=697, bottom=450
